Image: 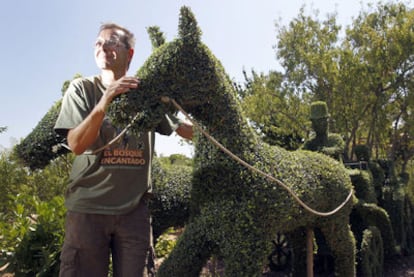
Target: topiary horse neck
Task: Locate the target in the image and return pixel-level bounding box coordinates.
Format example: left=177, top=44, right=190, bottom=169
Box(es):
left=108, top=6, right=356, bottom=276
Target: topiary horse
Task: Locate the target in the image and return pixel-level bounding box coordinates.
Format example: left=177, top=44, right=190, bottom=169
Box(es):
left=108, top=6, right=356, bottom=276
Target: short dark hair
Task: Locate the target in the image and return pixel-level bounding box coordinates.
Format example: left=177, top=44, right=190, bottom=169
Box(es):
left=99, top=23, right=135, bottom=49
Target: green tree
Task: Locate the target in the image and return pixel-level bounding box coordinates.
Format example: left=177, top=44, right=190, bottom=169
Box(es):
left=345, top=2, right=414, bottom=167
left=338, top=2, right=414, bottom=163
left=157, top=153, right=193, bottom=169
left=239, top=70, right=308, bottom=149
left=276, top=5, right=341, bottom=105
left=272, top=1, right=414, bottom=163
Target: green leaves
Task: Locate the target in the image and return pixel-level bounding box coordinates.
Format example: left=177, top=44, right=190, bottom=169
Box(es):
left=150, top=157, right=193, bottom=240
left=0, top=194, right=65, bottom=276
left=273, top=2, right=414, bottom=163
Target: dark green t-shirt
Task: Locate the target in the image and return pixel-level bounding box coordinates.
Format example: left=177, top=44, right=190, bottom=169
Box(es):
left=54, top=76, right=177, bottom=215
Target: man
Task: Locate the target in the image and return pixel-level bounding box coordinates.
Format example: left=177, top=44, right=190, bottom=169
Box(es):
left=54, top=23, right=192, bottom=277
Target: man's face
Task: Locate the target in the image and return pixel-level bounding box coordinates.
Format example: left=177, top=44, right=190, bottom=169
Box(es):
left=94, top=28, right=133, bottom=72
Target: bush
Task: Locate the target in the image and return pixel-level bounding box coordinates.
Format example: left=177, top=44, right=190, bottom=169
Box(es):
left=150, top=158, right=192, bottom=240
left=0, top=194, right=65, bottom=277
left=358, top=226, right=384, bottom=277
left=349, top=169, right=377, bottom=203
left=154, top=227, right=179, bottom=258
left=354, top=144, right=370, bottom=161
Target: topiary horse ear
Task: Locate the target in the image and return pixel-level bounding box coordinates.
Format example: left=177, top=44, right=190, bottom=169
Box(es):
left=178, top=6, right=202, bottom=44
left=147, top=26, right=166, bottom=49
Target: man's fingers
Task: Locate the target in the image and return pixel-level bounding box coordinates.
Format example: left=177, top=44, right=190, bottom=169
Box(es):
left=121, top=77, right=139, bottom=88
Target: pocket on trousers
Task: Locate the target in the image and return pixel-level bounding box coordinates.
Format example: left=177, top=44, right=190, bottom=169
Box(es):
left=59, top=246, right=78, bottom=276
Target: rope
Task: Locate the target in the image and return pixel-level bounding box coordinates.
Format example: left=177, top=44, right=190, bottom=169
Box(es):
left=90, top=111, right=143, bottom=154
left=162, top=96, right=354, bottom=217
left=59, top=112, right=142, bottom=155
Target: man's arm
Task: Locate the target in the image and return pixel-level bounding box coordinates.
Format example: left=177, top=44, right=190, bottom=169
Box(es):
left=176, top=121, right=193, bottom=140
left=68, top=77, right=139, bottom=155
left=67, top=99, right=107, bottom=155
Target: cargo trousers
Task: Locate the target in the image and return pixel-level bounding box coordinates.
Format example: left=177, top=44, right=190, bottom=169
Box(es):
left=59, top=199, right=151, bottom=277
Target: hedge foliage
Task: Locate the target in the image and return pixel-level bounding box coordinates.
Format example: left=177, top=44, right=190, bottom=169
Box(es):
left=13, top=100, right=68, bottom=170
left=150, top=157, right=192, bottom=240
left=351, top=202, right=396, bottom=259
left=0, top=194, right=65, bottom=276
left=358, top=226, right=384, bottom=276
left=349, top=169, right=377, bottom=203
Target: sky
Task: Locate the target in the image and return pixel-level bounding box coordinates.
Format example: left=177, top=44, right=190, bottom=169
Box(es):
left=0, top=0, right=388, bottom=157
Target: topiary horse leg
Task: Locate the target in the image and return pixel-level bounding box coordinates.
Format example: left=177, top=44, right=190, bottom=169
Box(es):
left=218, top=222, right=270, bottom=277
left=221, top=240, right=268, bottom=276
left=288, top=227, right=308, bottom=277
left=320, top=222, right=356, bottom=276
left=157, top=219, right=212, bottom=277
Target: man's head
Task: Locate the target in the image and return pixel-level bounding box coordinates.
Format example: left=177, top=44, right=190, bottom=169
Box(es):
left=94, top=23, right=135, bottom=72
left=98, top=23, right=136, bottom=49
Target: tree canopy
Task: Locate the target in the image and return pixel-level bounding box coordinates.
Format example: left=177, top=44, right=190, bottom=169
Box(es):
left=239, top=1, right=414, bottom=171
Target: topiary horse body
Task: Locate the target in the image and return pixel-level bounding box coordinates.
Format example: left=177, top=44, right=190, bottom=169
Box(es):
left=108, top=6, right=356, bottom=276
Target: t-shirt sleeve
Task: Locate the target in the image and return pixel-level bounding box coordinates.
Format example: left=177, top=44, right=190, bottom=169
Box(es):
left=54, top=79, right=91, bottom=137
left=156, top=113, right=182, bottom=136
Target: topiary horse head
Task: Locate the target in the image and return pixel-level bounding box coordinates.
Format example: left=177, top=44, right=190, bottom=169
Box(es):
left=108, top=6, right=357, bottom=276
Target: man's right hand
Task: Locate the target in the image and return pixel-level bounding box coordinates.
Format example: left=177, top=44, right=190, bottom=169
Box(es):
left=103, top=76, right=140, bottom=105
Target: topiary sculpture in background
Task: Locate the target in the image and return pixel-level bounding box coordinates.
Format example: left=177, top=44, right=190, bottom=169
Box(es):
left=304, top=124, right=396, bottom=275
left=302, top=101, right=345, bottom=162
left=108, top=6, right=356, bottom=276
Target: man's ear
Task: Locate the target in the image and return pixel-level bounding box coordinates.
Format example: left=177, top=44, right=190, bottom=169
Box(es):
left=128, top=48, right=134, bottom=61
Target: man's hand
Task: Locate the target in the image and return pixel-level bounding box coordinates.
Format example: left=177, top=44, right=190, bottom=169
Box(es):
left=68, top=76, right=139, bottom=155
left=103, top=76, right=140, bottom=104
